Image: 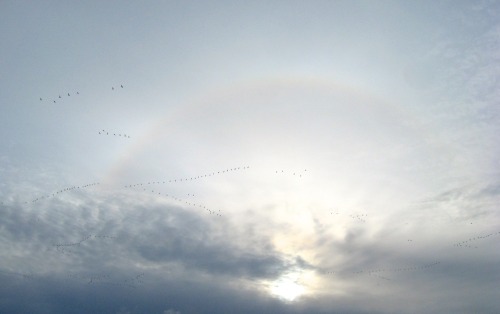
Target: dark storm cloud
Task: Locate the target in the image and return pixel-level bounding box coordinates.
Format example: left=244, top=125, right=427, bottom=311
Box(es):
left=125, top=204, right=304, bottom=279
left=1, top=190, right=307, bottom=279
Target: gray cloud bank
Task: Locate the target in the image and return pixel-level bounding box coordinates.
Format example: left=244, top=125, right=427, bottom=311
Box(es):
left=1, top=184, right=499, bottom=313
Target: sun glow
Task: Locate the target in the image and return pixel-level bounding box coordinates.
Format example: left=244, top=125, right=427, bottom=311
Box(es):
left=270, top=274, right=305, bottom=302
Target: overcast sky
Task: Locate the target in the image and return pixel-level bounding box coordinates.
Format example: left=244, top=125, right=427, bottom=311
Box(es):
left=1, top=1, right=499, bottom=313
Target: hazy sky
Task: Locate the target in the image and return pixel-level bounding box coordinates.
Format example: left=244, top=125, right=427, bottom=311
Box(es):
left=1, top=1, right=499, bottom=313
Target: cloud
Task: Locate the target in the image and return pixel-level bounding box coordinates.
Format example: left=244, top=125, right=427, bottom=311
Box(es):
left=1, top=1, right=500, bottom=313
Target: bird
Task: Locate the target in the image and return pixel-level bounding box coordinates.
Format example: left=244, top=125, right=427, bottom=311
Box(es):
left=121, top=84, right=123, bottom=88
left=67, top=93, right=70, bottom=96
left=59, top=95, right=61, bottom=98
left=40, top=98, right=42, bottom=101
left=112, top=87, right=114, bottom=90
left=76, top=92, right=79, bottom=94
left=53, top=100, right=56, bottom=103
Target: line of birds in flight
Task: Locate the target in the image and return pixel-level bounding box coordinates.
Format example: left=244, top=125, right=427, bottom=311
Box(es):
left=0, top=269, right=34, bottom=280
left=330, top=211, right=368, bottom=223
left=82, top=272, right=144, bottom=288
left=275, top=169, right=308, bottom=177
left=142, top=188, right=222, bottom=216
left=124, top=166, right=250, bottom=188
left=0, top=269, right=145, bottom=288
left=66, top=271, right=144, bottom=288
left=98, top=129, right=131, bottom=138
left=54, top=233, right=115, bottom=255
left=39, top=85, right=124, bottom=103
left=453, top=231, right=500, bottom=249
left=25, top=182, right=99, bottom=204
left=40, top=91, right=79, bottom=103
left=325, top=261, right=441, bottom=277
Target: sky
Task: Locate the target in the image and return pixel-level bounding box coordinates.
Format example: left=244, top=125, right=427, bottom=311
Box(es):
left=0, top=1, right=499, bottom=313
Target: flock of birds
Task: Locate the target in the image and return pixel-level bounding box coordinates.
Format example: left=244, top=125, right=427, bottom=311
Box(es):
left=65, top=271, right=144, bottom=288
left=139, top=188, right=222, bottom=216
left=0, top=268, right=145, bottom=289
left=39, top=85, right=124, bottom=103
left=25, top=182, right=99, bottom=204
left=0, top=269, right=34, bottom=281
left=453, top=231, right=500, bottom=249
left=324, top=261, right=441, bottom=280
left=122, top=166, right=312, bottom=217
left=98, top=129, right=131, bottom=138
left=330, top=211, right=368, bottom=223
left=67, top=272, right=145, bottom=288
left=124, top=165, right=250, bottom=188
left=54, top=233, right=116, bottom=256
left=39, top=91, right=79, bottom=103
left=2, top=81, right=496, bottom=301
left=275, top=169, right=308, bottom=177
